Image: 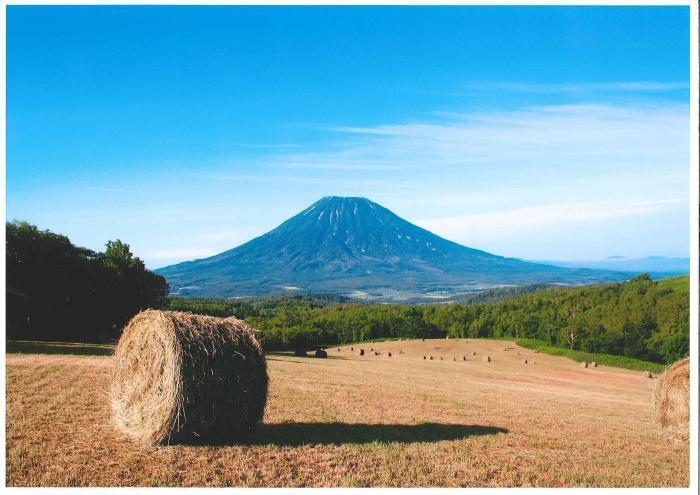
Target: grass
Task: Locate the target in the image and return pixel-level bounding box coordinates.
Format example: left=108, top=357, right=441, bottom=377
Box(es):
left=6, top=338, right=688, bottom=487
left=656, top=275, right=690, bottom=293
left=514, top=339, right=667, bottom=374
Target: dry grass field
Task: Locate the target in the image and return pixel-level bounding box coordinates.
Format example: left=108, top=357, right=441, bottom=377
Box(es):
left=6, top=338, right=689, bottom=487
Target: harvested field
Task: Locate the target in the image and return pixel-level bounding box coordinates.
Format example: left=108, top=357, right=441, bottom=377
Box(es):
left=6, top=338, right=689, bottom=487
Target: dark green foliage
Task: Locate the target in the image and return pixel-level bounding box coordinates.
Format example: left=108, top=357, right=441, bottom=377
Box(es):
left=166, top=274, right=688, bottom=365
left=6, top=221, right=168, bottom=342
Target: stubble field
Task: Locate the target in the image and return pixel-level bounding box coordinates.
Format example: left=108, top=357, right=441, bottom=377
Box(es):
left=6, top=338, right=689, bottom=487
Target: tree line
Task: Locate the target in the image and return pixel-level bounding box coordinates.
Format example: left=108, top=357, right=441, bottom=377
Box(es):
left=6, top=221, right=169, bottom=342
left=166, top=274, right=689, bottom=365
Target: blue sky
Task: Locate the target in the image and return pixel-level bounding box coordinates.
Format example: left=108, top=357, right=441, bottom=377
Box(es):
left=7, top=6, right=691, bottom=268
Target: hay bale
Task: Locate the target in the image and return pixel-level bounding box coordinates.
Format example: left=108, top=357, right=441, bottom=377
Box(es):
left=423, top=355, right=426, bottom=360
left=370, top=348, right=374, bottom=351
left=645, top=370, right=653, bottom=378
left=472, top=351, right=477, bottom=356
left=522, top=359, right=528, bottom=364
left=314, top=349, right=328, bottom=358
left=453, top=357, right=456, bottom=361
left=580, top=361, right=588, bottom=368
left=351, top=347, right=354, bottom=351
left=359, top=349, right=365, bottom=356
left=388, top=352, right=392, bottom=357
left=590, top=361, right=597, bottom=367
left=294, top=349, right=307, bottom=357
left=111, top=310, right=268, bottom=445
left=503, top=347, right=508, bottom=351
left=429, top=356, right=433, bottom=360
left=654, top=357, right=689, bottom=442
left=462, top=356, right=467, bottom=361
left=337, top=348, right=341, bottom=351
left=482, top=355, right=491, bottom=363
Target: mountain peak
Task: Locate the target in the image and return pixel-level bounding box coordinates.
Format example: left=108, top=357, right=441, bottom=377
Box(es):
left=156, top=196, right=627, bottom=297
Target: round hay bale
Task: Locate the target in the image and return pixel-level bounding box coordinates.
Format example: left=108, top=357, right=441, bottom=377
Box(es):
left=111, top=310, right=268, bottom=446
left=591, top=361, right=597, bottom=367
left=453, top=357, right=456, bottom=361
left=580, top=361, right=588, bottom=368
left=374, top=351, right=379, bottom=356
left=472, top=351, right=477, bottom=356
left=351, top=347, right=354, bottom=351
left=359, top=349, right=365, bottom=356
left=429, top=356, right=434, bottom=360
left=423, top=355, right=427, bottom=360
left=654, top=357, right=689, bottom=442
left=370, top=348, right=374, bottom=351
left=482, top=355, right=491, bottom=363
left=503, top=347, right=508, bottom=351
left=645, top=370, right=653, bottom=378
left=337, top=348, right=341, bottom=351
left=315, top=349, right=328, bottom=358
left=294, top=349, right=307, bottom=357
left=462, top=356, right=467, bottom=361
left=522, top=359, right=528, bottom=364
left=388, top=352, right=392, bottom=357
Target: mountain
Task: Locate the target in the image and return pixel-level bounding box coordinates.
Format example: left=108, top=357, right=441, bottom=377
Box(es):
left=156, top=196, right=629, bottom=298
left=536, top=256, right=689, bottom=278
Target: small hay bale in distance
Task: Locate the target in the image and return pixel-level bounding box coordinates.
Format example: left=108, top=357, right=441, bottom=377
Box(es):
left=388, top=352, right=392, bottom=357
left=423, top=355, right=427, bottom=360
left=315, top=349, right=328, bottom=358
left=429, top=356, right=434, bottom=360
left=462, top=356, right=467, bottom=361
left=481, top=355, right=491, bottom=363
left=111, top=310, right=268, bottom=446
left=590, top=361, right=597, bottom=367
left=580, top=362, right=588, bottom=368
left=472, top=351, right=477, bottom=356
left=654, top=357, right=689, bottom=442
left=522, top=359, right=528, bottom=364
left=351, top=347, right=354, bottom=351
left=359, top=349, right=365, bottom=356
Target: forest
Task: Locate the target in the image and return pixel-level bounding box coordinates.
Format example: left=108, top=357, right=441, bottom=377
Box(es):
left=6, top=221, right=169, bottom=341
left=166, top=274, right=689, bottom=365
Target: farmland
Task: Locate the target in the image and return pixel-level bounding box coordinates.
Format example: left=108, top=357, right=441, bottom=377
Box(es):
left=6, top=338, right=688, bottom=487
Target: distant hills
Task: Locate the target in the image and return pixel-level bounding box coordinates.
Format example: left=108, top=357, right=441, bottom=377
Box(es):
left=535, top=256, right=689, bottom=278
left=156, top=196, right=630, bottom=298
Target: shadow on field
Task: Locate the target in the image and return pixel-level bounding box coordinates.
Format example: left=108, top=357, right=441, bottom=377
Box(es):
left=6, top=340, right=114, bottom=356
left=252, top=422, right=508, bottom=446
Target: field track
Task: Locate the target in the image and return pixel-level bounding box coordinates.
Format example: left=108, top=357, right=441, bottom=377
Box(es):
left=6, top=339, right=689, bottom=487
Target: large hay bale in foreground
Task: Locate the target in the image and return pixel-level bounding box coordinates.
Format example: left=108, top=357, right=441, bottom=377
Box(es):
left=654, top=357, right=689, bottom=442
left=111, top=310, right=268, bottom=445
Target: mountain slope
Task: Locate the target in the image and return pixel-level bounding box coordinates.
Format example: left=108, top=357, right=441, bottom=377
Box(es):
left=157, top=196, right=629, bottom=297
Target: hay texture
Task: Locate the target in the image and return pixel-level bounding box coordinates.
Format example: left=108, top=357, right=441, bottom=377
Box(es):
left=654, top=357, right=689, bottom=442
left=111, top=310, right=268, bottom=446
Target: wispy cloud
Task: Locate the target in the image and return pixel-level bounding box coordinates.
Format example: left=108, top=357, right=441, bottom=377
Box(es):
left=416, top=198, right=685, bottom=246
left=267, top=103, right=688, bottom=173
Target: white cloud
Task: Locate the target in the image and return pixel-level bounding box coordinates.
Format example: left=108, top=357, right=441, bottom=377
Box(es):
left=269, top=103, right=688, bottom=173
left=416, top=198, right=685, bottom=246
